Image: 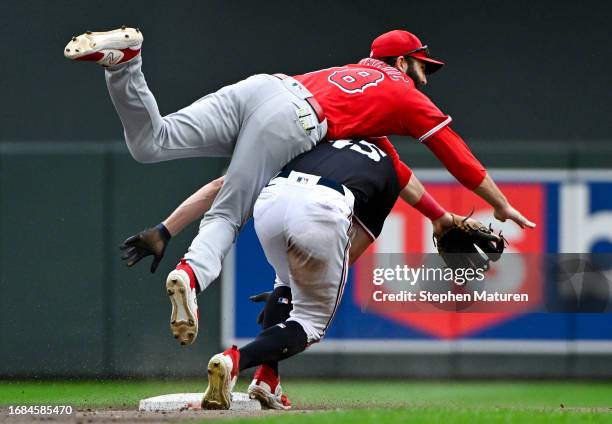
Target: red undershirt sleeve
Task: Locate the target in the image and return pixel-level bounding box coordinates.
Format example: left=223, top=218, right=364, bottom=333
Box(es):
left=368, top=136, right=412, bottom=187
left=423, top=126, right=486, bottom=190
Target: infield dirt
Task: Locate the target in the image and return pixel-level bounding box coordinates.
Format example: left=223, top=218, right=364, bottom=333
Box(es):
left=2, top=407, right=316, bottom=423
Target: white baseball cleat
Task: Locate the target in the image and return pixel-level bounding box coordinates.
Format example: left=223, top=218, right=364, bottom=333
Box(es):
left=201, top=346, right=240, bottom=410
left=166, top=259, right=199, bottom=346
left=64, top=26, right=142, bottom=66
left=248, top=364, right=292, bottom=410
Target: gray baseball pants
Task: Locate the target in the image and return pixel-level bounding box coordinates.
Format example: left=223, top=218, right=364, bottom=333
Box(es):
left=105, top=56, right=327, bottom=290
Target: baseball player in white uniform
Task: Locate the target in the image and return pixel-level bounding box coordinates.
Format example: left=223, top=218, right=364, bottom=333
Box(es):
left=121, top=136, right=458, bottom=409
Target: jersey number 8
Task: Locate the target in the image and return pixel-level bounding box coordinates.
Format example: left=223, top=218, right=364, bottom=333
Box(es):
left=328, top=69, right=385, bottom=93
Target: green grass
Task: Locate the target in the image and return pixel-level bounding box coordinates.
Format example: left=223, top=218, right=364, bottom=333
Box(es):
left=0, top=380, right=207, bottom=409
left=221, top=409, right=612, bottom=424
left=1, top=380, right=611, bottom=423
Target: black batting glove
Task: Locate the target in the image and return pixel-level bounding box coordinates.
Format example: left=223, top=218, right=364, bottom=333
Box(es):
left=249, top=291, right=272, bottom=325
left=119, top=223, right=172, bottom=273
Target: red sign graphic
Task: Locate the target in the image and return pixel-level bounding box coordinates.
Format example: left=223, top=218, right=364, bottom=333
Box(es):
left=353, top=183, right=545, bottom=338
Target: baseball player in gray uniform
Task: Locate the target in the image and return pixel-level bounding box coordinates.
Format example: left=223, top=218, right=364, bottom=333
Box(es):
left=64, top=28, right=327, bottom=331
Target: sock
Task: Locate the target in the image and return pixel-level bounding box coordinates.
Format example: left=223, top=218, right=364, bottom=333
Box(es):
left=261, top=286, right=293, bottom=375
left=239, top=321, right=307, bottom=371
left=176, top=258, right=201, bottom=294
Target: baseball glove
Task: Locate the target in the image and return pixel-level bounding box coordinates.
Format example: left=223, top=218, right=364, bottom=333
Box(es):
left=434, top=213, right=506, bottom=273
left=119, top=223, right=171, bottom=273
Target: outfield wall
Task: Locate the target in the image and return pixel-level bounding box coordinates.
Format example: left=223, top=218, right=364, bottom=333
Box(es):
left=2, top=0, right=610, bottom=143
left=1, top=141, right=611, bottom=379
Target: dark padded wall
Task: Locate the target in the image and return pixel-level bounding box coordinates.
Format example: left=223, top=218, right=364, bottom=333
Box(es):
left=1, top=0, right=611, bottom=142
left=1, top=1, right=611, bottom=379
left=0, top=144, right=227, bottom=378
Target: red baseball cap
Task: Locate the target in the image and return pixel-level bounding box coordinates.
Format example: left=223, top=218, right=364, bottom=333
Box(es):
left=370, top=30, right=444, bottom=74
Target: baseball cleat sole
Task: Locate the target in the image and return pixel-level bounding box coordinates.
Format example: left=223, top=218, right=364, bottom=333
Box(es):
left=248, top=385, right=290, bottom=410
left=166, top=273, right=198, bottom=346
left=64, top=27, right=142, bottom=65
left=201, top=356, right=232, bottom=410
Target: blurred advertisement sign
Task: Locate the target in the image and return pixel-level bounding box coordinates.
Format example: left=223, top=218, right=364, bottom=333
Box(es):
left=223, top=170, right=612, bottom=353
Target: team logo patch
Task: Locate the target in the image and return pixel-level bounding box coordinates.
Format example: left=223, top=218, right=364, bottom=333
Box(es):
left=328, top=69, right=385, bottom=94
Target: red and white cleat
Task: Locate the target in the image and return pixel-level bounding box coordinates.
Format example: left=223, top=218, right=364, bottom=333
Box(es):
left=166, top=259, right=199, bottom=346
left=202, top=345, right=240, bottom=410
left=64, top=26, right=142, bottom=67
left=248, top=364, right=292, bottom=410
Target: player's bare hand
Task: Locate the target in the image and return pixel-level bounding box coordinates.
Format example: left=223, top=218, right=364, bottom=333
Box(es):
left=119, top=223, right=172, bottom=273
left=432, top=212, right=455, bottom=238
left=494, top=205, right=536, bottom=229
left=434, top=212, right=502, bottom=240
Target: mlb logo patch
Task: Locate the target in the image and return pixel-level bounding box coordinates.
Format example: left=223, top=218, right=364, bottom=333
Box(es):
left=278, top=297, right=290, bottom=305
left=296, top=176, right=310, bottom=184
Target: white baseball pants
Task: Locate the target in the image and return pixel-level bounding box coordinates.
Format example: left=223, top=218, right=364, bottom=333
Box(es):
left=104, top=56, right=327, bottom=290
left=253, top=172, right=354, bottom=343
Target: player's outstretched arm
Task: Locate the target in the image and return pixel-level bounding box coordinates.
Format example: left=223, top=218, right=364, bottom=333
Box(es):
left=422, top=126, right=486, bottom=190
left=400, top=172, right=505, bottom=272
left=399, top=173, right=453, bottom=236
left=120, top=176, right=224, bottom=272
left=473, top=174, right=536, bottom=229
left=162, top=176, right=225, bottom=236
left=423, top=126, right=535, bottom=229
left=350, top=172, right=455, bottom=265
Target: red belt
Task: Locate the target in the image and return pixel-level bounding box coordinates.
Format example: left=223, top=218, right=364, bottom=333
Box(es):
left=273, top=73, right=326, bottom=123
